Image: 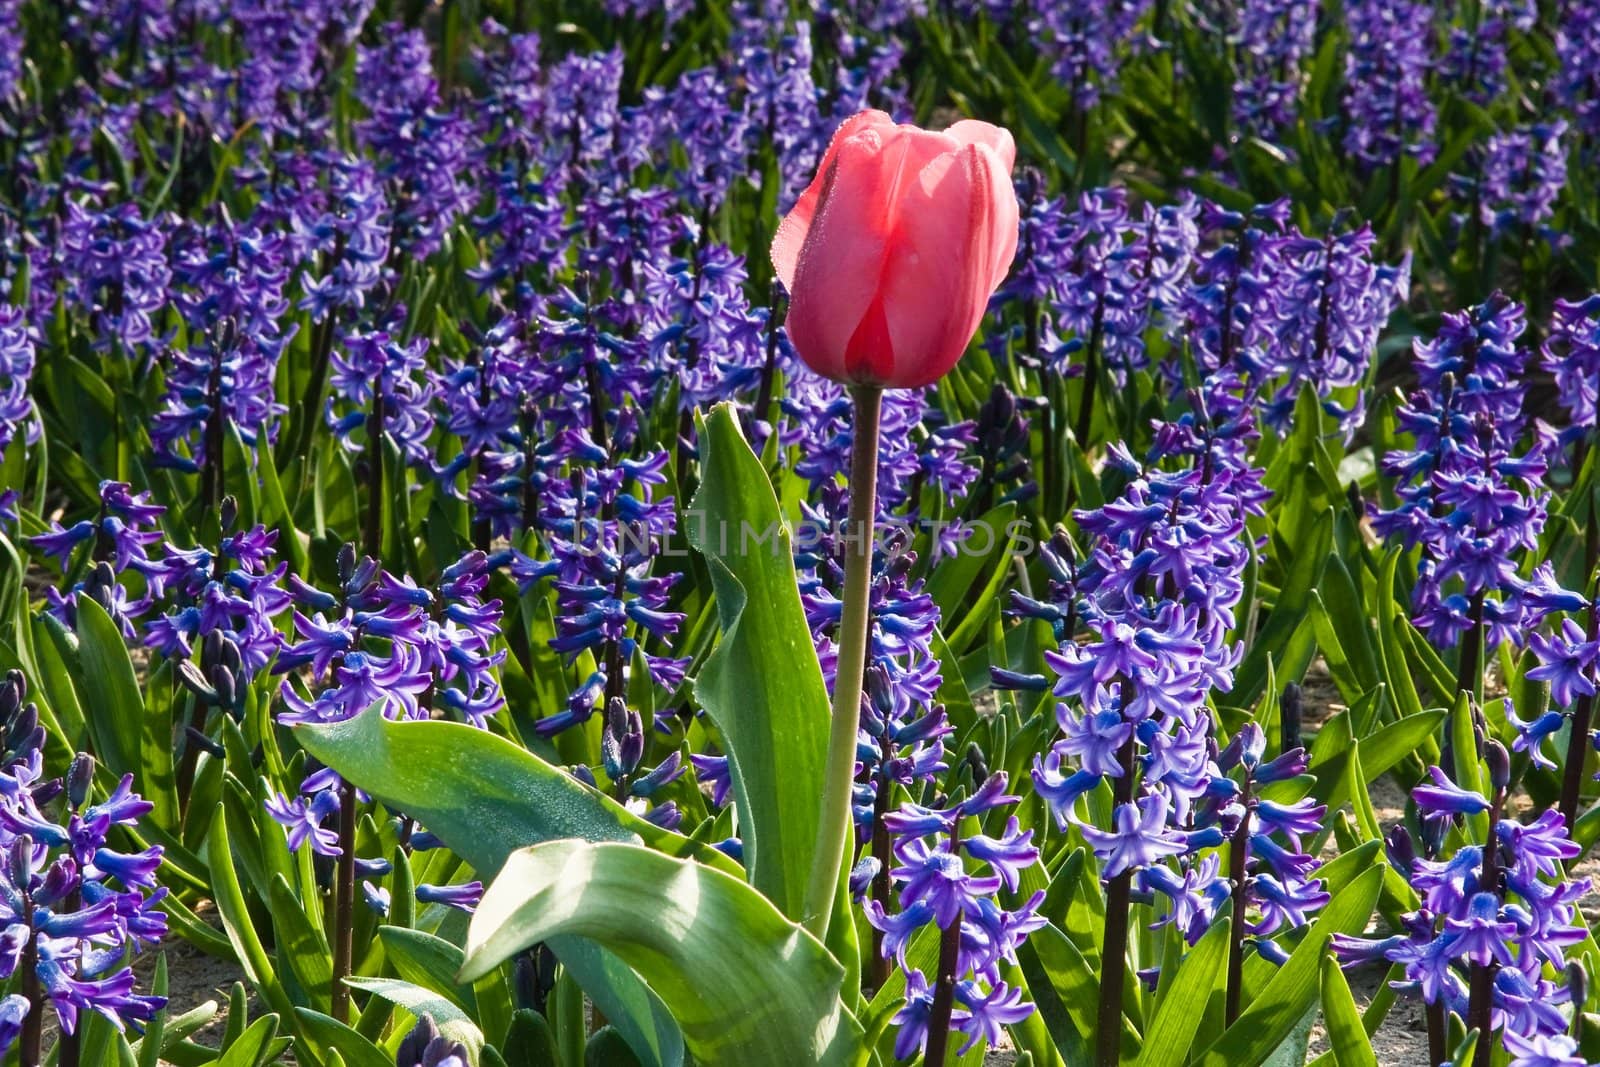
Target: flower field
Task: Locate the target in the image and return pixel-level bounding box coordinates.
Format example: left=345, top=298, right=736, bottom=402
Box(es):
left=1, top=1, right=1598, bottom=1065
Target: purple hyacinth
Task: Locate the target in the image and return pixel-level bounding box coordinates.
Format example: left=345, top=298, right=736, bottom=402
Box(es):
left=0, top=678, right=166, bottom=1051
left=0, top=304, right=36, bottom=455
left=355, top=26, right=477, bottom=259
left=1248, top=222, right=1408, bottom=437
left=1340, top=0, right=1437, bottom=171
left=1555, top=1, right=1600, bottom=146
left=56, top=200, right=172, bottom=353
left=1476, top=122, right=1569, bottom=238
left=1334, top=759, right=1588, bottom=1064
left=863, top=778, right=1043, bottom=1061
left=1373, top=295, right=1555, bottom=657
left=1035, top=0, right=1153, bottom=110
left=509, top=413, right=687, bottom=736
left=1543, top=294, right=1600, bottom=437
left=327, top=328, right=438, bottom=469
left=1230, top=0, right=1318, bottom=134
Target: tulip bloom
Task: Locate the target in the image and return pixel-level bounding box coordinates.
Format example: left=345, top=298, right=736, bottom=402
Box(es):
left=771, top=110, right=1019, bottom=389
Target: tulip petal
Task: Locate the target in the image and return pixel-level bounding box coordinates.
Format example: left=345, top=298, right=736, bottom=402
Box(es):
left=788, top=121, right=952, bottom=383
left=770, top=110, right=894, bottom=290
left=874, top=144, right=998, bottom=388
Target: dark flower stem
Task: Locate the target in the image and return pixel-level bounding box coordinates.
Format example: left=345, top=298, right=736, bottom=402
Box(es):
left=1072, top=301, right=1106, bottom=451
left=803, top=384, right=882, bottom=940
left=1456, top=591, right=1487, bottom=706
left=1096, top=720, right=1137, bottom=1067
left=1426, top=999, right=1446, bottom=1066
left=363, top=387, right=387, bottom=559
left=1561, top=547, right=1599, bottom=829
left=1467, top=784, right=1505, bottom=1067
left=331, top=778, right=358, bottom=1024
left=922, top=820, right=964, bottom=1067
left=19, top=890, right=39, bottom=1067
left=204, top=342, right=226, bottom=511
left=1224, top=770, right=1252, bottom=1025
left=869, top=753, right=894, bottom=990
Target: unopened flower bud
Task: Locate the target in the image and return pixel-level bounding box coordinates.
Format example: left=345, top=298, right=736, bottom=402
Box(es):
left=1486, top=740, right=1511, bottom=793
left=337, top=543, right=357, bottom=584
left=865, top=664, right=895, bottom=718
left=209, top=664, right=238, bottom=710
left=177, top=660, right=217, bottom=702
left=1280, top=683, right=1303, bottom=754
left=219, top=495, right=238, bottom=533
left=1386, top=825, right=1416, bottom=876
left=185, top=727, right=226, bottom=759
left=1567, top=960, right=1589, bottom=1010
left=965, top=743, right=989, bottom=787
left=67, top=754, right=94, bottom=810
left=8, top=835, right=31, bottom=884
left=201, top=629, right=225, bottom=669
left=848, top=856, right=880, bottom=900
left=600, top=698, right=643, bottom=782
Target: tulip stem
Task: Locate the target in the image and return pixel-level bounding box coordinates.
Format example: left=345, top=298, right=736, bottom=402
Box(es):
left=803, top=383, right=882, bottom=941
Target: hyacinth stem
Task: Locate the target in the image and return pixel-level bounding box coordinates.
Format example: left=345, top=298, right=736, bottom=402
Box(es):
left=923, top=865, right=964, bottom=1067
left=1561, top=546, right=1599, bottom=828
left=289, top=309, right=339, bottom=466
left=331, top=778, right=358, bottom=1024
left=869, top=760, right=894, bottom=991
left=1224, top=775, right=1252, bottom=1025
left=1467, top=785, right=1505, bottom=1067
left=1455, top=591, right=1487, bottom=706
left=1096, top=729, right=1137, bottom=1067
left=19, top=897, right=39, bottom=1067
left=363, top=388, right=387, bottom=558
left=803, top=383, right=882, bottom=941
left=1426, top=999, right=1446, bottom=1066
left=203, top=342, right=226, bottom=512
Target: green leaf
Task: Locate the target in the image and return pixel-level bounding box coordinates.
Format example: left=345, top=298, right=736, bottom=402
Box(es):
left=214, top=1015, right=279, bottom=1067
left=292, top=1009, right=392, bottom=1067
left=205, top=814, right=292, bottom=1021
left=461, top=840, right=864, bottom=1067
left=1320, top=952, right=1378, bottom=1067
left=1134, top=915, right=1230, bottom=1067
left=343, top=977, right=485, bottom=1060
left=377, top=927, right=477, bottom=1016
left=296, top=710, right=701, bottom=1067
left=294, top=711, right=738, bottom=878
left=73, top=595, right=146, bottom=783
left=1197, top=866, right=1385, bottom=1067
left=687, top=404, right=831, bottom=922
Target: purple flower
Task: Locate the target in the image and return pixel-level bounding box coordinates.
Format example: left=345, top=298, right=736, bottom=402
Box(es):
left=0, top=304, right=36, bottom=454
left=1340, top=0, right=1437, bottom=171
left=866, top=779, right=1041, bottom=1058
left=1081, top=795, right=1188, bottom=879
left=1504, top=1031, right=1586, bottom=1067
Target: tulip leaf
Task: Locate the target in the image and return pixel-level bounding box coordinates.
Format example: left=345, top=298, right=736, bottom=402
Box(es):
left=461, top=840, right=865, bottom=1067
left=295, top=711, right=699, bottom=1067
left=687, top=403, right=832, bottom=922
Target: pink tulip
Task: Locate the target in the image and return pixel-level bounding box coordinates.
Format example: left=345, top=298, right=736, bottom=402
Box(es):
left=770, top=109, right=1019, bottom=390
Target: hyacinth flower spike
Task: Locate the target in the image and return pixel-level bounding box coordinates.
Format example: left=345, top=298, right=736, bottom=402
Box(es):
left=770, top=110, right=1019, bottom=937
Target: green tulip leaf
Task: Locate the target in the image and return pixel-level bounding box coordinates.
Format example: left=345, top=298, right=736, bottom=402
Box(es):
left=688, top=403, right=832, bottom=923
left=461, top=840, right=864, bottom=1067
